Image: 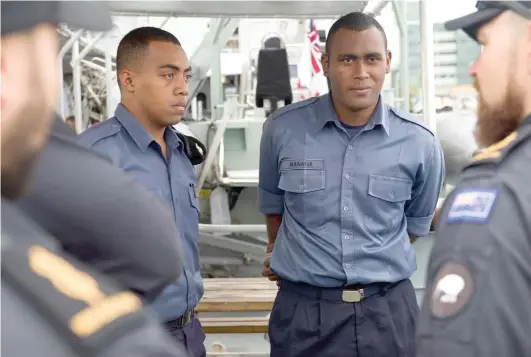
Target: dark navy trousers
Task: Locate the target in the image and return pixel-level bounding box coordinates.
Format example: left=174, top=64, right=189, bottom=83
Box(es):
left=268, top=279, right=419, bottom=357
left=167, top=316, right=206, bottom=357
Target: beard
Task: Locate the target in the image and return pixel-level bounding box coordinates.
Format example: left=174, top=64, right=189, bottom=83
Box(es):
left=474, top=79, right=524, bottom=149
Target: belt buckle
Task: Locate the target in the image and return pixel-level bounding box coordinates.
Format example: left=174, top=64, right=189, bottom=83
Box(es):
left=342, top=289, right=364, bottom=303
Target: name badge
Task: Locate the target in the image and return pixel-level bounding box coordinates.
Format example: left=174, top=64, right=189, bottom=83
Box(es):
left=280, top=159, right=324, bottom=170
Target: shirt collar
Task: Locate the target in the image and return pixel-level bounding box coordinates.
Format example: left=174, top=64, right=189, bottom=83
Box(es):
left=114, top=104, right=182, bottom=152
left=315, top=94, right=390, bottom=136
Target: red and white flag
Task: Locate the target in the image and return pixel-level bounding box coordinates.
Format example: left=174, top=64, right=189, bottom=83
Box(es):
left=307, top=20, right=327, bottom=97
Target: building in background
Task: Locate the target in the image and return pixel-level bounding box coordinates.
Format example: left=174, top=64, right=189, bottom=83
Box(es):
left=407, top=2, right=480, bottom=92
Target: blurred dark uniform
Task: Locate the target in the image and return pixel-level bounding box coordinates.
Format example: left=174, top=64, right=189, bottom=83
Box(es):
left=416, top=4, right=531, bottom=354
left=1, top=2, right=188, bottom=356
left=16, top=115, right=184, bottom=302
left=416, top=118, right=531, bottom=356
left=1, top=200, right=190, bottom=357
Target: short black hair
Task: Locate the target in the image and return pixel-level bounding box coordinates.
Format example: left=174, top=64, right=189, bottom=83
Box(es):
left=325, top=12, right=388, bottom=54
left=116, top=26, right=181, bottom=75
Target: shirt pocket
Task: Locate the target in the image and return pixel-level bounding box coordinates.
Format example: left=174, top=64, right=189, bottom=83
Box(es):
left=364, top=174, right=412, bottom=237
left=278, top=169, right=325, bottom=228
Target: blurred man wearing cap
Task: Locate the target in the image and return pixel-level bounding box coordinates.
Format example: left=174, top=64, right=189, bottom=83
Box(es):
left=1, top=2, right=189, bottom=356
left=416, top=2, right=531, bottom=356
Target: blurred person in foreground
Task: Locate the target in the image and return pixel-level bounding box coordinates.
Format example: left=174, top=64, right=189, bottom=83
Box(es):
left=1, top=1, right=188, bottom=356
left=416, top=1, right=531, bottom=356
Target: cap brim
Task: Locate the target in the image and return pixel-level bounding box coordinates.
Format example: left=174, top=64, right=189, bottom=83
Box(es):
left=444, top=8, right=503, bottom=41
left=58, top=2, right=113, bottom=32
left=1, top=1, right=113, bottom=36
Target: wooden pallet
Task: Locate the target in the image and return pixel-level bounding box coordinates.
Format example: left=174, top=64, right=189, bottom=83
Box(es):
left=196, top=278, right=277, bottom=333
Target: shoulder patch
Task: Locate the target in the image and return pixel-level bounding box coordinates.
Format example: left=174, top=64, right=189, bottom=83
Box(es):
left=446, top=187, right=498, bottom=224
left=389, top=106, right=435, bottom=136
left=270, top=97, right=318, bottom=121
left=430, top=261, right=474, bottom=319
left=77, top=118, right=121, bottom=147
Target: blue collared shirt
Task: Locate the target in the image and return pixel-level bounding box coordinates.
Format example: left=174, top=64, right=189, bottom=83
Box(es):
left=78, top=104, right=203, bottom=321
left=259, top=95, right=445, bottom=287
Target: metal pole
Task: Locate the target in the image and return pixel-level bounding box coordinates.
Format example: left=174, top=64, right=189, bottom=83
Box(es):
left=78, top=33, right=106, bottom=61
left=72, top=40, right=83, bottom=134
left=365, top=0, right=390, bottom=16
left=420, top=0, right=437, bottom=134
left=159, top=16, right=171, bottom=29
left=394, top=1, right=410, bottom=112
left=60, top=26, right=109, bottom=58
left=70, top=33, right=106, bottom=133
left=57, top=30, right=84, bottom=118
left=210, top=20, right=224, bottom=121
left=80, top=59, right=106, bottom=72
left=105, top=51, right=114, bottom=119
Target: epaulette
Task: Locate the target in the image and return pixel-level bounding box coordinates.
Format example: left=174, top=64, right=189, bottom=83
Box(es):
left=77, top=119, right=121, bottom=147
left=1, top=237, right=147, bottom=356
left=389, top=106, right=435, bottom=137
left=270, top=97, right=319, bottom=121
left=466, top=131, right=518, bottom=167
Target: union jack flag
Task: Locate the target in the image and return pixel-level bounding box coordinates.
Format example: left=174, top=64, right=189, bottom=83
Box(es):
left=307, top=19, right=323, bottom=76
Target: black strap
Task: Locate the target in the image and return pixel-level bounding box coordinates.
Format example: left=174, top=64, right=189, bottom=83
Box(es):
left=175, top=132, right=207, bottom=165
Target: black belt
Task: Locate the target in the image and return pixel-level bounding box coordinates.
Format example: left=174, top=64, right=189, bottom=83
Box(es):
left=279, top=280, right=404, bottom=303
left=165, top=311, right=194, bottom=329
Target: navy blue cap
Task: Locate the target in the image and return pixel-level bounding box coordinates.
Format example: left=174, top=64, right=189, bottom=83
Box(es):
left=1, top=1, right=113, bottom=36
left=444, top=1, right=531, bottom=41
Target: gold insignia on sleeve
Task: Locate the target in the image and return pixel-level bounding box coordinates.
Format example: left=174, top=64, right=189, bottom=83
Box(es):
left=28, top=246, right=142, bottom=338
left=472, top=132, right=517, bottom=161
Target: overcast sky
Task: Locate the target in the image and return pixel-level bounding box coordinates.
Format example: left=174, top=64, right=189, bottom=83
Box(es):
left=430, top=0, right=476, bottom=23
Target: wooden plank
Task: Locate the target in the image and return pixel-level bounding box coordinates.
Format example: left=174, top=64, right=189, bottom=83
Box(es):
left=196, top=300, right=273, bottom=312
left=198, top=278, right=278, bottom=312
left=200, top=316, right=269, bottom=334
left=203, top=279, right=277, bottom=288
left=202, top=277, right=273, bottom=282
left=202, top=292, right=277, bottom=299
left=202, top=282, right=278, bottom=291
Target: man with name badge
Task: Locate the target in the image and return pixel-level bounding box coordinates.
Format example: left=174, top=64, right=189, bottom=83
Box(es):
left=259, top=12, right=445, bottom=357
left=416, top=2, right=531, bottom=356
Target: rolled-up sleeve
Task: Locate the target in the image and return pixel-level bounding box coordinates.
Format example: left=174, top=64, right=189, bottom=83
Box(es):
left=405, top=136, right=445, bottom=236
left=258, top=118, right=284, bottom=215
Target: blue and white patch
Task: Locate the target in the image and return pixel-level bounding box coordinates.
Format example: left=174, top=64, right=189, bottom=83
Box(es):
left=446, top=188, right=498, bottom=224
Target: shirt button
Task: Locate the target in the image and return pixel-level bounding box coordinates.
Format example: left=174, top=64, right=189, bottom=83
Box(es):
left=344, top=174, right=349, bottom=179
left=343, top=206, right=348, bottom=211
left=389, top=192, right=395, bottom=199
left=299, top=184, right=304, bottom=189
left=348, top=145, right=353, bottom=150
left=345, top=263, right=351, bottom=268
left=344, top=235, right=350, bottom=240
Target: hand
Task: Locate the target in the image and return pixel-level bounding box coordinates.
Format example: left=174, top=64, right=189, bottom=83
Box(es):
left=262, top=250, right=280, bottom=281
